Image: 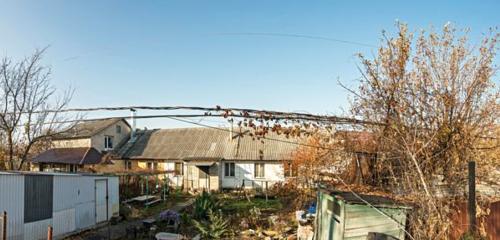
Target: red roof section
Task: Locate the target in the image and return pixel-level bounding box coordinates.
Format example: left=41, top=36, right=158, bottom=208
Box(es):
left=32, top=147, right=102, bottom=165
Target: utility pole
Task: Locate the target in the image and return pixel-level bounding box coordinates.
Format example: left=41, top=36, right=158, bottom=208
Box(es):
left=468, top=161, right=476, bottom=234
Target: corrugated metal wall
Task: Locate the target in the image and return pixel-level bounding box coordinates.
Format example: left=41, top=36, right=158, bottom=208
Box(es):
left=1, top=173, right=119, bottom=240
left=52, top=208, right=75, bottom=236
left=53, top=175, right=95, bottom=233
left=107, top=177, right=120, bottom=217
left=23, top=219, right=51, bottom=240
left=0, top=174, right=25, bottom=240
left=450, top=201, right=500, bottom=239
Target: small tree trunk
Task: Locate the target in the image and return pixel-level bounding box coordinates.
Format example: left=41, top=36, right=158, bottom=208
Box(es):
left=7, top=133, right=14, bottom=170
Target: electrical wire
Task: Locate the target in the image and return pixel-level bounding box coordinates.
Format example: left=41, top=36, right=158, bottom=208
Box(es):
left=165, top=115, right=416, bottom=239
left=217, top=32, right=376, bottom=48
left=15, top=105, right=383, bottom=126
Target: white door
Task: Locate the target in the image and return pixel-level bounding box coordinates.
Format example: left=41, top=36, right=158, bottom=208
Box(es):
left=95, top=179, right=108, bottom=223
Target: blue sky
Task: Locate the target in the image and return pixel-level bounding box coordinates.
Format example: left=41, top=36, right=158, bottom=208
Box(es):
left=0, top=0, right=499, bottom=128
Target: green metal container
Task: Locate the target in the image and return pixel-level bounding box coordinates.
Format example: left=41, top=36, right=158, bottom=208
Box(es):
left=314, top=189, right=411, bottom=240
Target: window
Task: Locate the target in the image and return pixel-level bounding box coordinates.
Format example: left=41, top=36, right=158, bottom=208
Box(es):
left=284, top=161, right=298, bottom=177
left=125, top=161, right=132, bottom=170
left=104, top=135, right=114, bottom=150
left=224, top=162, right=235, bottom=177
left=116, top=125, right=122, bottom=134
left=175, top=162, right=183, bottom=175
left=147, top=162, right=158, bottom=171
left=254, top=163, right=265, bottom=178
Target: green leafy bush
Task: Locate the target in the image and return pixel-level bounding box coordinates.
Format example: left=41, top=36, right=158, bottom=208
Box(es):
left=193, top=209, right=229, bottom=239
left=193, top=191, right=220, bottom=220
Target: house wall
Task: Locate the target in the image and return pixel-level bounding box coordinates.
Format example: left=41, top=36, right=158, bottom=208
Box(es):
left=52, top=138, right=91, bottom=148
left=221, top=161, right=284, bottom=189
left=182, top=164, right=219, bottom=191
left=111, top=159, right=285, bottom=191
left=184, top=164, right=199, bottom=190
left=91, top=160, right=127, bottom=173
left=163, top=162, right=184, bottom=188
left=90, top=120, right=131, bottom=152
left=114, top=160, right=183, bottom=187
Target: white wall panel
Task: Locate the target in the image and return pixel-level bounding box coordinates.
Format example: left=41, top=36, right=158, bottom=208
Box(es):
left=52, top=208, right=76, bottom=236
left=106, top=177, right=120, bottom=217
left=221, top=162, right=285, bottom=189
left=23, top=218, right=52, bottom=240
left=0, top=174, right=25, bottom=240
left=0, top=173, right=119, bottom=239
left=75, top=202, right=95, bottom=230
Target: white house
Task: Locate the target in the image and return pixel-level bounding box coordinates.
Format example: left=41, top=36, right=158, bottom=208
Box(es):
left=51, top=118, right=131, bottom=153
left=116, top=127, right=299, bottom=191
left=30, top=118, right=132, bottom=173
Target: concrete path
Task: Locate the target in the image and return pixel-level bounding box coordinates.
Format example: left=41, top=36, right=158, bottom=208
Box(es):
left=73, top=198, right=194, bottom=240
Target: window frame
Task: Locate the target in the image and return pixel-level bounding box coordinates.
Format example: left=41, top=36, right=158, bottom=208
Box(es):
left=116, top=125, right=122, bottom=134
left=224, top=162, right=235, bottom=177
left=104, top=135, right=114, bottom=150
left=125, top=161, right=132, bottom=170
left=254, top=163, right=265, bottom=178
left=174, top=162, right=183, bottom=175
left=284, top=161, right=298, bottom=177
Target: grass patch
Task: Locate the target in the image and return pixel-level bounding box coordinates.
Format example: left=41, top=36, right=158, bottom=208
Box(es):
left=133, top=192, right=191, bottom=218
left=220, top=197, right=283, bottom=214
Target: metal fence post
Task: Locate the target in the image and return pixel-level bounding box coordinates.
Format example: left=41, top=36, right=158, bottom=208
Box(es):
left=468, top=161, right=476, bottom=234
left=47, top=225, right=53, bottom=240
left=1, top=211, right=7, bottom=240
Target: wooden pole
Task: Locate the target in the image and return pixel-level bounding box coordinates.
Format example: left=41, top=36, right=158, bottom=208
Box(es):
left=1, top=211, right=6, bottom=240
left=265, top=181, right=268, bottom=202
left=47, top=225, right=53, bottom=240
left=468, top=161, right=476, bottom=234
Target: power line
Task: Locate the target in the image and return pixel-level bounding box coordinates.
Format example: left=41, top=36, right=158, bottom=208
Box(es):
left=165, top=115, right=415, bottom=239
left=166, top=116, right=338, bottom=151
left=19, top=105, right=384, bottom=126
left=217, top=32, right=376, bottom=48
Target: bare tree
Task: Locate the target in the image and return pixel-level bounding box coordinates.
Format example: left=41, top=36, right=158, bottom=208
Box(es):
left=344, top=23, right=499, bottom=239
left=0, top=48, right=75, bottom=170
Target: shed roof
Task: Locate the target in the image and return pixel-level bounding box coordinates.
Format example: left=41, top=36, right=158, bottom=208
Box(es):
left=32, top=147, right=103, bottom=165
left=327, top=190, right=411, bottom=209
left=52, top=118, right=129, bottom=140
left=118, top=127, right=299, bottom=161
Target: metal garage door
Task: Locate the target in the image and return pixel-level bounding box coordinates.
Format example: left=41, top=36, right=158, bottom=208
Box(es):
left=95, top=179, right=108, bottom=223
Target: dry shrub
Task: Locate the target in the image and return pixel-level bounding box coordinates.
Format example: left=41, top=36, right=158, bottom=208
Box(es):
left=346, top=22, right=499, bottom=239
left=271, top=181, right=315, bottom=211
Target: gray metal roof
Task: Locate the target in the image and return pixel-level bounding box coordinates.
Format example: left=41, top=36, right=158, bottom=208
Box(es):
left=119, top=127, right=299, bottom=161
left=53, top=118, right=129, bottom=140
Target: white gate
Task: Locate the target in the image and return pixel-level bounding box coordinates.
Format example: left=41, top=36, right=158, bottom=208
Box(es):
left=95, top=179, right=108, bottom=223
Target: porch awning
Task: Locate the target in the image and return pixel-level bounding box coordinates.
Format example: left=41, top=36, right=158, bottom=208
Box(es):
left=184, top=161, right=216, bottom=166
left=182, top=157, right=220, bottom=166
